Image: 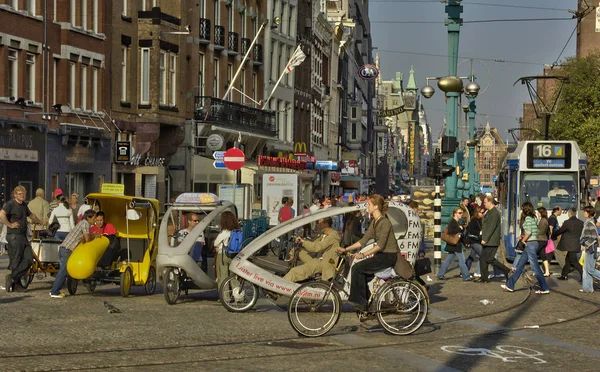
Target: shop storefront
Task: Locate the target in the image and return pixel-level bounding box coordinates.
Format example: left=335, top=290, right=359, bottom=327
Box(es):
left=46, top=124, right=111, bottom=197
left=0, top=122, right=46, bottom=205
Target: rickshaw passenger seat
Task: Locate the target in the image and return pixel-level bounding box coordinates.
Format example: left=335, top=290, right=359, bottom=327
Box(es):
left=117, top=238, right=149, bottom=262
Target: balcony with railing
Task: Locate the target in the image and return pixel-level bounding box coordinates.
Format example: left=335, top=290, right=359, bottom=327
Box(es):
left=228, top=32, right=238, bottom=55
left=198, top=18, right=211, bottom=43
left=241, top=38, right=251, bottom=56
left=253, top=44, right=263, bottom=65
left=194, top=96, right=277, bottom=137
left=214, top=25, right=225, bottom=49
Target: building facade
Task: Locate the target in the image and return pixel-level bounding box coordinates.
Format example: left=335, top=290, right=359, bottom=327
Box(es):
left=475, top=123, right=507, bottom=192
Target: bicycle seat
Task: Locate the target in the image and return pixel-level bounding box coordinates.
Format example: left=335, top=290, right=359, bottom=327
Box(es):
left=374, top=267, right=397, bottom=280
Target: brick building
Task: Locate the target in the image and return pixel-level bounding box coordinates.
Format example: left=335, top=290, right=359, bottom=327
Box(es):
left=0, top=1, right=111, bottom=203
left=576, top=0, right=600, bottom=58
left=476, top=123, right=507, bottom=190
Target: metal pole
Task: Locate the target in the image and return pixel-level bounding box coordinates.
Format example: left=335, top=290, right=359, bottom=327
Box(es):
left=543, top=113, right=551, bottom=140
left=467, top=95, right=477, bottom=196
left=433, top=183, right=442, bottom=272
left=222, top=21, right=268, bottom=101
left=262, top=45, right=301, bottom=110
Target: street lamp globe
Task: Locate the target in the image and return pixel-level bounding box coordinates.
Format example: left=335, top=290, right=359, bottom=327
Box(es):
left=421, top=85, right=435, bottom=99
left=464, top=81, right=480, bottom=97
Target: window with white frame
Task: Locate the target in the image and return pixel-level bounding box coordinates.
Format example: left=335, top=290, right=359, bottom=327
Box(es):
left=282, top=3, right=288, bottom=35
left=228, top=4, right=234, bottom=32
left=240, top=69, right=246, bottom=104
left=213, top=0, right=219, bottom=23
left=213, top=58, right=219, bottom=98
left=199, top=0, right=205, bottom=18
left=70, top=0, right=76, bottom=25
left=169, top=54, right=177, bottom=106
left=121, top=47, right=128, bottom=101
left=25, top=54, right=35, bottom=102
left=9, top=0, right=18, bottom=10
left=26, top=0, right=35, bottom=15
left=270, top=41, right=277, bottom=81
left=142, top=0, right=157, bottom=11
left=81, top=65, right=87, bottom=110
left=226, top=63, right=232, bottom=101
left=140, top=48, right=150, bottom=103
left=159, top=51, right=167, bottom=104
left=92, top=0, right=99, bottom=33
left=198, top=53, right=204, bottom=96
left=92, top=67, right=98, bottom=111
left=252, top=18, right=257, bottom=35
left=53, top=58, right=58, bottom=104
left=81, top=0, right=87, bottom=29
left=252, top=72, right=257, bottom=105
left=69, top=62, right=76, bottom=107
left=122, top=0, right=127, bottom=16
left=288, top=6, right=295, bottom=37
left=8, top=49, right=18, bottom=99
left=241, top=9, right=246, bottom=38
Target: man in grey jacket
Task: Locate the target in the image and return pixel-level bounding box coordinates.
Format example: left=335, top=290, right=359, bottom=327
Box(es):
left=475, top=196, right=511, bottom=283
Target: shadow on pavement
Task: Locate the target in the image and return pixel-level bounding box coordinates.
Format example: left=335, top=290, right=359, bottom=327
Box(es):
left=0, top=295, right=32, bottom=304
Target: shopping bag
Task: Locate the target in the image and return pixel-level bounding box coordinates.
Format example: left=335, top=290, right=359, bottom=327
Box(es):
left=545, top=239, right=555, bottom=254
left=579, top=252, right=585, bottom=267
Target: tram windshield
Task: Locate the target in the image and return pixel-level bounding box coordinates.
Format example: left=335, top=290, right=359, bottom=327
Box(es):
left=520, top=172, right=577, bottom=210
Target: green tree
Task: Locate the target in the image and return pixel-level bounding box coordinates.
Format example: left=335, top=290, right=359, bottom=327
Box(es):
left=551, top=53, right=600, bottom=175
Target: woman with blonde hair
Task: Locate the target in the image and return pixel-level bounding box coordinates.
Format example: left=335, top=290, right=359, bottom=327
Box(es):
left=338, top=194, right=398, bottom=312
left=437, top=207, right=471, bottom=281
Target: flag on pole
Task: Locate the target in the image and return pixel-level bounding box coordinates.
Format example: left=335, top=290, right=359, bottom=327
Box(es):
left=285, top=46, right=307, bottom=73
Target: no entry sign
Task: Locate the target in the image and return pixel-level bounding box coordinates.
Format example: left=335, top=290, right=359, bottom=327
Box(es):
left=223, top=148, right=246, bottom=171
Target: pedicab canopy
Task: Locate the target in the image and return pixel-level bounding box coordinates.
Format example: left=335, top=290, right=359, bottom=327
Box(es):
left=174, top=192, right=221, bottom=205
left=229, top=201, right=423, bottom=297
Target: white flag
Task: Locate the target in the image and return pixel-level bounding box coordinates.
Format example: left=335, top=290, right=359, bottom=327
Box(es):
left=285, top=47, right=306, bottom=74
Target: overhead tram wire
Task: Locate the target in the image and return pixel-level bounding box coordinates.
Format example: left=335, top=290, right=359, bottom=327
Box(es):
left=371, top=17, right=574, bottom=25
left=369, top=1, right=571, bottom=12
left=375, top=49, right=545, bottom=66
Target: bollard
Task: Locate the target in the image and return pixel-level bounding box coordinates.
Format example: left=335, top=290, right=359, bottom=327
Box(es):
left=433, top=184, right=442, bottom=274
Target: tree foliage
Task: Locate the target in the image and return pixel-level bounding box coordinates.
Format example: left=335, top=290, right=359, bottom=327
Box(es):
left=551, top=53, right=600, bottom=175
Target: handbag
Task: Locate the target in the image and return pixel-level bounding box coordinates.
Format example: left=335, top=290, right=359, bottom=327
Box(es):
left=545, top=239, right=555, bottom=254
left=441, top=226, right=460, bottom=245
left=414, top=257, right=432, bottom=276
left=515, top=240, right=525, bottom=253
left=47, top=216, right=60, bottom=237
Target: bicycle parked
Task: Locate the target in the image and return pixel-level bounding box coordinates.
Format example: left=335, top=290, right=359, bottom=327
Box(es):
left=287, top=252, right=429, bottom=337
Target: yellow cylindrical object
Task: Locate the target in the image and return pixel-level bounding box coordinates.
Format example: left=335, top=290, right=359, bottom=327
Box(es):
left=67, top=236, right=110, bottom=280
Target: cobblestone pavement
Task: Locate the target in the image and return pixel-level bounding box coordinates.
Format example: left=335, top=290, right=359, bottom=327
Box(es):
left=1, top=254, right=600, bottom=372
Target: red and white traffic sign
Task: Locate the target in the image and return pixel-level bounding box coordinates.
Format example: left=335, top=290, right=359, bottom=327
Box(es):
left=223, top=148, right=246, bottom=171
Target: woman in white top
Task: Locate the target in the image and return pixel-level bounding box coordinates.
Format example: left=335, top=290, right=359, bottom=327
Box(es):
left=48, top=197, right=75, bottom=240
left=213, top=211, right=239, bottom=289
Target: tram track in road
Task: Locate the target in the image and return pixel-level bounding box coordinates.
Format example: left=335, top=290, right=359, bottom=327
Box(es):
left=4, top=284, right=599, bottom=371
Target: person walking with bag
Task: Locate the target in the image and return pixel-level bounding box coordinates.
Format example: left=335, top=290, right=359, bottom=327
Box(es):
left=580, top=206, right=600, bottom=293
left=552, top=207, right=584, bottom=281
left=465, top=207, right=486, bottom=278
left=48, top=196, right=75, bottom=240
left=502, top=202, right=550, bottom=294
left=476, top=195, right=511, bottom=283
left=536, top=207, right=552, bottom=277
left=213, top=211, right=239, bottom=290
left=437, top=207, right=471, bottom=281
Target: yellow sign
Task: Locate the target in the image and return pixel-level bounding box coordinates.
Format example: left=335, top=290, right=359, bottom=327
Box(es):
left=101, top=183, right=125, bottom=195
left=294, top=142, right=307, bottom=156
left=377, top=105, right=406, bottom=117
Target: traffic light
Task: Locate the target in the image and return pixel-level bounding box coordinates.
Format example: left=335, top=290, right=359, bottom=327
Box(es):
left=439, top=152, right=455, bottom=179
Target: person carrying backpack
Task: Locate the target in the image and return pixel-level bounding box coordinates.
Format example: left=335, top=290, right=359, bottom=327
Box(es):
left=213, top=211, right=241, bottom=289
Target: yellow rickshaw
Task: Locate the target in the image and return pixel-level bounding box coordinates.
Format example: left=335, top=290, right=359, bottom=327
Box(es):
left=65, top=193, right=160, bottom=297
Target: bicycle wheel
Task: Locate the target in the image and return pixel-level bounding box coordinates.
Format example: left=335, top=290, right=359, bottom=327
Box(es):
left=219, top=274, right=259, bottom=312
left=374, top=279, right=428, bottom=336
left=287, top=281, right=341, bottom=337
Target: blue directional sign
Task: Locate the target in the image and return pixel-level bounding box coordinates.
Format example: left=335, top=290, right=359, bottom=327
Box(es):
left=315, top=161, right=338, bottom=170
left=213, top=160, right=227, bottom=169
left=213, top=151, right=226, bottom=160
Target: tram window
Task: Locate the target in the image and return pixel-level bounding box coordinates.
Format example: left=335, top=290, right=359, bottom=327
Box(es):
left=520, top=172, right=577, bottom=210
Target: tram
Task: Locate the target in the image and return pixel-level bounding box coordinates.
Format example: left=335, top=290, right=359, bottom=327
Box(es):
left=497, top=140, right=588, bottom=259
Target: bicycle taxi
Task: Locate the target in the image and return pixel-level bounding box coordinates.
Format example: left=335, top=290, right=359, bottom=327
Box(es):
left=219, top=201, right=429, bottom=333
left=156, top=193, right=237, bottom=304
left=65, top=192, right=160, bottom=297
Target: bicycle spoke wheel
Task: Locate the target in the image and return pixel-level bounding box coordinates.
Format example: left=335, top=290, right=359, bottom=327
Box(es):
left=219, top=274, right=259, bottom=312
left=374, top=279, right=428, bottom=336
left=287, top=281, right=341, bottom=337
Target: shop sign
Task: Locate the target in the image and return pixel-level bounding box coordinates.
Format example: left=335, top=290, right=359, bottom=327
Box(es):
left=101, top=183, right=125, bottom=195
left=341, top=160, right=358, bottom=175
left=294, top=142, right=307, bottom=157
left=125, top=152, right=165, bottom=167
left=0, top=132, right=34, bottom=149
left=258, top=155, right=306, bottom=170
left=330, top=172, right=341, bottom=185
left=315, top=161, right=337, bottom=170
left=0, top=148, right=38, bottom=162
left=377, top=106, right=406, bottom=117
left=358, top=64, right=379, bottom=81
left=115, top=141, right=131, bottom=162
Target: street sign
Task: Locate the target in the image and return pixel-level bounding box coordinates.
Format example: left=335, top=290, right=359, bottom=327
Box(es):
left=207, top=134, right=224, bottom=151
left=213, top=160, right=227, bottom=169
left=357, top=64, right=379, bottom=80
left=213, top=151, right=225, bottom=160
left=115, top=141, right=131, bottom=163
left=223, top=148, right=246, bottom=171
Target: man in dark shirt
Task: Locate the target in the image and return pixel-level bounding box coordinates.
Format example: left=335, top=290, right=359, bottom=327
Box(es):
left=0, top=186, right=43, bottom=292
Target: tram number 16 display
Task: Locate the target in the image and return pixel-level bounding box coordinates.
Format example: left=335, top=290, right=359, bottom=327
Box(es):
left=527, top=143, right=571, bottom=169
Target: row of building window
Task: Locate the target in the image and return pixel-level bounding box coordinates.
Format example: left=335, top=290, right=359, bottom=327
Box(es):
left=9, top=0, right=101, bottom=34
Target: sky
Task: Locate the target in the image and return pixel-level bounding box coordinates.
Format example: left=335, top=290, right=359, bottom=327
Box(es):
left=368, top=0, right=580, bottom=142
